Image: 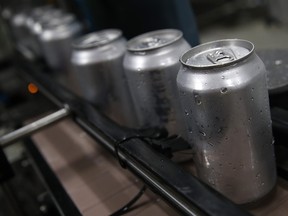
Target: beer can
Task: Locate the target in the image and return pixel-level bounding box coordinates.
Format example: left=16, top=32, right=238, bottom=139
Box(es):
left=29, top=9, right=64, bottom=57
left=177, top=39, right=276, bottom=204
left=25, top=5, right=54, bottom=31
left=10, top=11, right=31, bottom=50
left=71, top=29, right=136, bottom=126
left=124, top=29, right=191, bottom=136
left=38, top=14, right=82, bottom=71
left=25, top=5, right=55, bottom=56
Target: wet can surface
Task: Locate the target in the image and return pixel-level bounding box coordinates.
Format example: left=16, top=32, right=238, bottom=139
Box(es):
left=71, top=29, right=136, bottom=126
left=25, top=6, right=56, bottom=56
left=177, top=39, right=276, bottom=204
left=124, top=29, right=190, bottom=135
left=38, top=14, right=82, bottom=71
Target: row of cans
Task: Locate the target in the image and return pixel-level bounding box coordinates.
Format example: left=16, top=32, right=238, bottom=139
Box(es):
left=2, top=5, right=276, bottom=205
left=2, top=5, right=82, bottom=69
left=72, top=32, right=277, bottom=205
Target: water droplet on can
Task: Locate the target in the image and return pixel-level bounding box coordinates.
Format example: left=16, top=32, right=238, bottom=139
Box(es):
left=220, top=87, right=228, bottom=94
left=194, top=93, right=202, bottom=105
left=199, top=131, right=206, bottom=137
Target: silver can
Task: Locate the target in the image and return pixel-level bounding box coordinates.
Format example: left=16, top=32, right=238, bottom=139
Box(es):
left=177, top=39, right=276, bottom=204
left=124, top=29, right=191, bottom=135
left=24, top=5, right=55, bottom=56
left=10, top=11, right=31, bottom=50
left=71, top=29, right=136, bottom=127
left=38, top=14, right=82, bottom=71
left=28, top=9, right=64, bottom=57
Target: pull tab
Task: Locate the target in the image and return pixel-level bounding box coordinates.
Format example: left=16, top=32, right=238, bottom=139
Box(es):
left=139, top=37, right=164, bottom=48
left=207, top=49, right=236, bottom=64
left=82, top=35, right=109, bottom=46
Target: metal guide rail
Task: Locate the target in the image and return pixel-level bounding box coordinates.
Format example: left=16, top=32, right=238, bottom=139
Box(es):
left=3, top=54, right=253, bottom=216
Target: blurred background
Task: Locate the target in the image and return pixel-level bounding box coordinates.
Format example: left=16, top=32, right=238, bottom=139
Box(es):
left=1, top=0, right=288, bottom=61
left=1, top=0, right=288, bottom=64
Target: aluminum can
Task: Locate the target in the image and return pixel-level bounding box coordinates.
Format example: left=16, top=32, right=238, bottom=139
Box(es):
left=71, top=29, right=136, bottom=127
left=24, top=5, right=55, bottom=56
left=177, top=39, right=276, bottom=204
left=28, top=9, right=64, bottom=57
left=38, top=14, right=82, bottom=71
left=10, top=11, right=31, bottom=50
left=124, top=29, right=191, bottom=136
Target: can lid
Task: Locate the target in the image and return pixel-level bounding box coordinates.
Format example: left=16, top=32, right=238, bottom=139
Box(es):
left=180, top=39, right=254, bottom=69
left=37, top=9, right=63, bottom=23
left=41, top=14, right=75, bottom=29
left=31, top=5, right=54, bottom=18
left=26, top=5, right=57, bottom=28
left=127, top=29, right=183, bottom=52
left=12, top=11, right=29, bottom=26
left=72, top=29, right=122, bottom=49
left=1, top=8, right=12, bottom=20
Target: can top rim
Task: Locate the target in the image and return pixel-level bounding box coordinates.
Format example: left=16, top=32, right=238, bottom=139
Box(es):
left=127, top=29, right=183, bottom=52
left=72, top=29, right=122, bottom=49
left=40, top=14, right=75, bottom=29
left=180, top=39, right=255, bottom=69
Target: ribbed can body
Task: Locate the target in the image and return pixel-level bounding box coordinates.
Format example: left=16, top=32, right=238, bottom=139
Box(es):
left=38, top=17, right=82, bottom=72
left=71, top=30, right=136, bottom=126
left=177, top=39, right=276, bottom=204
left=124, top=29, right=191, bottom=135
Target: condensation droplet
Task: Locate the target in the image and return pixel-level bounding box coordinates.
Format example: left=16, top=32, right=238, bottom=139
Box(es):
left=194, top=93, right=202, bottom=105
left=199, top=131, right=206, bottom=137
left=180, top=91, right=186, bottom=96
left=221, top=76, right=225, bottom=79
left=248, top=117, right=252, bottom=121
left=220, top=87, right=228, bottom=94
left=261, top=182, right=265, bottom=186
left=275, top=60, right=283, bottom=65
left=251, top=87, right=255, bottom=91
left=251, top=97, right=254, bottom=101
left=256, top=173, right=260, bottom=178
left=184, top=110, right=189, bottom=115
left=182, top=67, right=187, bottom=72
left=217, top=127, right=223, bottom=134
